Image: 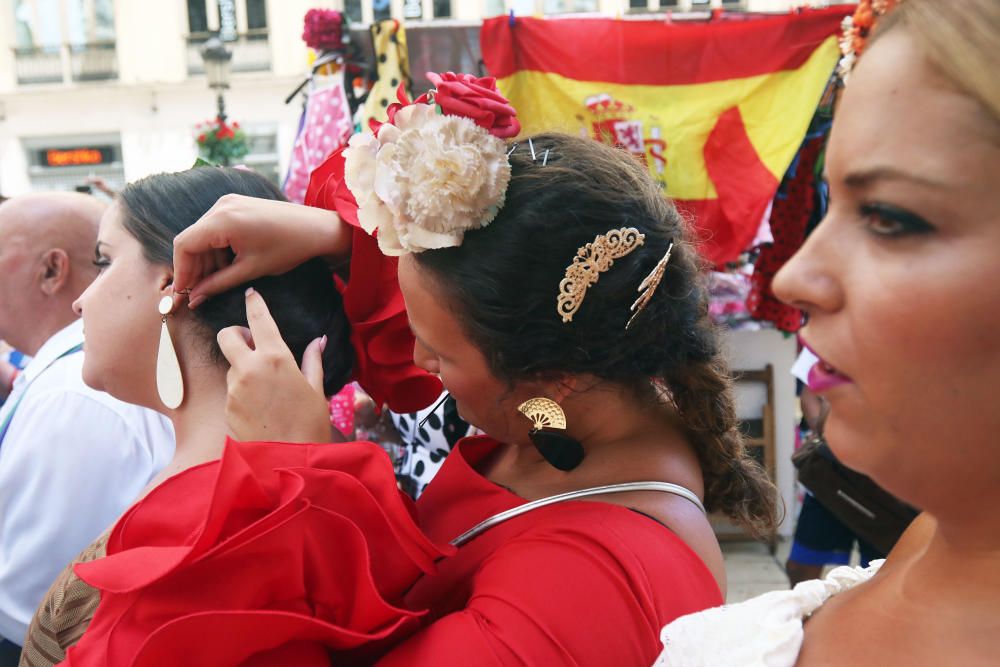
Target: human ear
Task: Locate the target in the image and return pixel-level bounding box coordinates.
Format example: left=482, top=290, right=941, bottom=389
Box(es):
left=39, top=249, right=70, bottom=296
left=156, top=268, right=185, bottom=311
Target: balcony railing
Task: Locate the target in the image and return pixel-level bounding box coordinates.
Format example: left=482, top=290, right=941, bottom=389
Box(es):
left=187, top=30, right=271, bottom=75
left=71, top=42, right=118, bottom=81
left=14, top=41, right=118, bottom=85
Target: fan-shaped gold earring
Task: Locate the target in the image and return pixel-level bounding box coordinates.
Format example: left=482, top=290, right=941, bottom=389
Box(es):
left=517, top=398, right=584, bottom=471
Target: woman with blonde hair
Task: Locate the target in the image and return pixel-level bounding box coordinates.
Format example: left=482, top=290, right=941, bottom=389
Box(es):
left=655, top=0, right=1000, bottom=664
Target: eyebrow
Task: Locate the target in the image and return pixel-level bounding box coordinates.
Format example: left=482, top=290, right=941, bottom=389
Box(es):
left=843, top=166, right=947, bottom=190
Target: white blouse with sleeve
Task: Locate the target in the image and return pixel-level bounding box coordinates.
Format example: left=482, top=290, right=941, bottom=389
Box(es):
left=653, top=560, right=884, bottom=667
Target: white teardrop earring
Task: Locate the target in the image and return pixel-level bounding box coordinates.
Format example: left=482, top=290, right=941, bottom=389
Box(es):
left=156, top=295, right=184, bottom=409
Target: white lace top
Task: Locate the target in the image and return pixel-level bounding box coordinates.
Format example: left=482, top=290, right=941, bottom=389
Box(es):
left=653, top=560, right=884, bottom=667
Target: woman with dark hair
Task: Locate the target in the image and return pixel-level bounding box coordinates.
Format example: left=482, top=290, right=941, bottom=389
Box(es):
left=18, top=166, right=430, bottom=666
left=59, top=76, right=778, bottom=666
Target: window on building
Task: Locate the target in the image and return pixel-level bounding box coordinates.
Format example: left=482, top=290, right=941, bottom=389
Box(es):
left=186, top=0, right=270, bottom=74
left=433, top=0, right=452, bottom=18
left=403, top=0, right=422, bottom=19
left=187, top=1, right=268, bottom=36
left=543, top=0, right=599, bottom=14
left=246, top=0, right=267, bottom=30
left=630, top=0, right=648, bottom=9
left=187, top=0, right=209, bottom=33
left=345, top=0, right=362, bottom=23
left=13, top=0, right=117, bottom=84
left=373, top=0, right=391, bottom=21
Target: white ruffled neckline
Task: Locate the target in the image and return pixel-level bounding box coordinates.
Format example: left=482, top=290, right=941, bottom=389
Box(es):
left=653, top=560, right=884, bottom=667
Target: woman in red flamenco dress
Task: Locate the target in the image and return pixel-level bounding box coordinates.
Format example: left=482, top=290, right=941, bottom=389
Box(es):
left=59, top=74, right=778, bottom=666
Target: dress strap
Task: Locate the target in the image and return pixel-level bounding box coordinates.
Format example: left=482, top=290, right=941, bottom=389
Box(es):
left=450, top=481, right=705, bottom=547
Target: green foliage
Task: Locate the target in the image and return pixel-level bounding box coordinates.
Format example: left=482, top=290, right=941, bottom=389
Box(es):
left=195, top=118, right=249, bottom=166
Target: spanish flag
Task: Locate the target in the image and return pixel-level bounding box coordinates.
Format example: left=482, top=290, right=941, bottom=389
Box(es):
left=481, top=7, right=850, bottom=265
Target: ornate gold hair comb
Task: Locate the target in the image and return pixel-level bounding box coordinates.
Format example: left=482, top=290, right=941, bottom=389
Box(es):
left=557, top=227, right=645, bottom=323
left=626, top=240, right=674, bottom=330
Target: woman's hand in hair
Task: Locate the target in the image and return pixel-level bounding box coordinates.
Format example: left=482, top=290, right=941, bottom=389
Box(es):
left=216, top=288, right=335, bottom=443
left=174, top=194, right=351, bottom=309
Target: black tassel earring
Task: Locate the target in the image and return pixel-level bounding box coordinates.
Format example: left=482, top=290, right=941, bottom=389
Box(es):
left=517, top=398, right=584, bottom=472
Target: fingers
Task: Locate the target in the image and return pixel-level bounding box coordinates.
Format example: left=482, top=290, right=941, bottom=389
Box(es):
left=217, top=325, right=254, bottom=366
left=173, top=207, right=236, bottom=293
left=187, top=261, right=255, bottom=309
left=243, top=288, right=286, bottom=352
left=300, top=336, right=327, bottom=394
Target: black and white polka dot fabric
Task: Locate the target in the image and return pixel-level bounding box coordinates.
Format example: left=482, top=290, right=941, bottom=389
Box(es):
left=390, top=393, right=474, bottom=498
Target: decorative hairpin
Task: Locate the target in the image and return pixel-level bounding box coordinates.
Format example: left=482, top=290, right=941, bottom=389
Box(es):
left=626, top=240, right=674, bottom=330
left=557, top=227, right=645, bottom=323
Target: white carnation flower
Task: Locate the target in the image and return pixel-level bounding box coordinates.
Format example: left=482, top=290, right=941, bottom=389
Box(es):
left=343, top=132, right=379, bottom=206
left=341, top=102, right=511, bottom=255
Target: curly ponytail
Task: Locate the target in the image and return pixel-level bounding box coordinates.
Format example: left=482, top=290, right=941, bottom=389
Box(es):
left=663, top=344, right=780, bottom=538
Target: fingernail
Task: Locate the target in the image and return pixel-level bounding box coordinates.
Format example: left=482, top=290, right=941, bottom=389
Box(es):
left=319, top=335, right=328, bottom=353
left=245, top=287, right=255, bottom=297
left=188, top=295, right=205, bottom=309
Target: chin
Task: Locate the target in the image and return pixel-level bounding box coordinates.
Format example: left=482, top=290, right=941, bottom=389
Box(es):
left=80, top=362, right=106, bottom=392
left=824, top=414, right=898, bottom=488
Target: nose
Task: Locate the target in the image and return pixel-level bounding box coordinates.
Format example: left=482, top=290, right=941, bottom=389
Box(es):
left=772, top=216, right=845, bottom=318
left=71, top=296, right=84, bottom=317
left=412, top=339, right=440, bottom=374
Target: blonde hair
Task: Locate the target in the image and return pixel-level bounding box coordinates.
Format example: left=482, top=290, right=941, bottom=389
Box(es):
left=878, top=0, right=1000, bottom=125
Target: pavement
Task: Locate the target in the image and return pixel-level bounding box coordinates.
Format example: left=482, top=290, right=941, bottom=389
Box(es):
left=721, top=538, right=793, bottom=603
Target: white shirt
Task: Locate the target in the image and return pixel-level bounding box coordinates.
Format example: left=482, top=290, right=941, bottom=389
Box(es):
left=0, top=320, right=174, bottom=644
left=653, top=560, right=884, bottom=667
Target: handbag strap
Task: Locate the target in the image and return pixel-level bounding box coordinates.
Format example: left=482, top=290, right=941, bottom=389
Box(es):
left=0, top=343, right=84, bottom=448
left=451, top=481, right=705, bottom=547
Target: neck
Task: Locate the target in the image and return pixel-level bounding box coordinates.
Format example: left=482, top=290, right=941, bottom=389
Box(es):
left=501, top=383, right=695, bottom=487
left=901, top=506, right=1000, bottom=615
left=150, top=357, right=233, bottom=490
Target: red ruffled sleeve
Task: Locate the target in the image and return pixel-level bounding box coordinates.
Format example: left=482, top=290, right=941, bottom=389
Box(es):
left=305, top=148, right=442, bottom=414
left=61, top=438, right=455, bottom=667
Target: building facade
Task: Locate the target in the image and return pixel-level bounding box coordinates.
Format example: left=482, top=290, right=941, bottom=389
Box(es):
left=0, top=0, right=843, bottom=196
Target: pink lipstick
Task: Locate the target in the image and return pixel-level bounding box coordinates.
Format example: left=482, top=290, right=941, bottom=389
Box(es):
left=807, top=358, right=853, bottom=393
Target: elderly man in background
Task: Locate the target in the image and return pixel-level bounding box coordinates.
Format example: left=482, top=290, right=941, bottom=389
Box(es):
left=0, top=193, right=174, bottom=662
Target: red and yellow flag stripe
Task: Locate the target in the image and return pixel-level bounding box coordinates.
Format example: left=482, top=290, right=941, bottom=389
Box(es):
left=481, top=7, right=852, bottom=264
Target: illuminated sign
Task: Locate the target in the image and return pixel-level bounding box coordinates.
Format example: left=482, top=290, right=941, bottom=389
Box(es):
left=40, top=146, right=114, bottom=168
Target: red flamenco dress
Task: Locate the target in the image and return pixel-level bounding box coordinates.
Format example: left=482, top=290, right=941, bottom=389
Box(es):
left=59, top=149, right=723, bottom=666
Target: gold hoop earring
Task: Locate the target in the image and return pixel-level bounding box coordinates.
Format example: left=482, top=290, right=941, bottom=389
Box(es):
left=517, top=398, right=584, bottom=472
left=156, top=295, right=184, bottom=409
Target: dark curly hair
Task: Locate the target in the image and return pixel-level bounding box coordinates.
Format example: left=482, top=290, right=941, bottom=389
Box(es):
left=414, top=133, right=778, bottom=536
left=116, top=167, right=353, bottom=397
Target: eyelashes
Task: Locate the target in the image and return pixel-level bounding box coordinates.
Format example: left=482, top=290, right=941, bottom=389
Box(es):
left=859, top=203, right=934, bottom=237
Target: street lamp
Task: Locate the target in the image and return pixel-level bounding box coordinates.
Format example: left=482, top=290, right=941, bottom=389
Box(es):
left=200, top=36, right=232, bottom=124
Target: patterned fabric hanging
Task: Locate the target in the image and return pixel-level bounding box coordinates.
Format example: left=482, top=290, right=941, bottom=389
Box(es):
left=283, top=71, right=354, bottom=204
left=362, top=20, right=412, bottom=128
